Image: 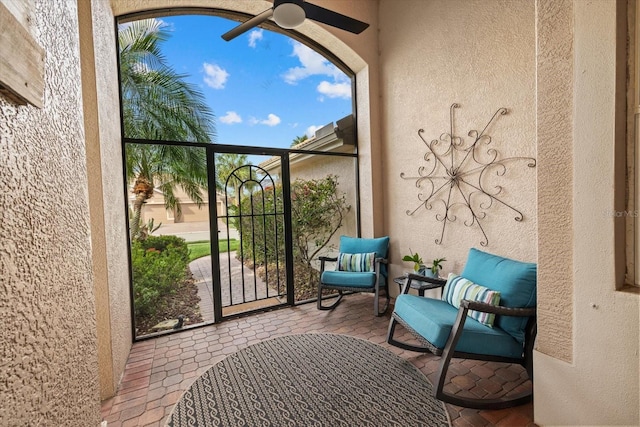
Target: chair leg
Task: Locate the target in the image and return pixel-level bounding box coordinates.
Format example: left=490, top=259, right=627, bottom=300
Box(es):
left=386, top=315, right=435, bottom=353
left=434, top=308, right=533, bottom=410
left=374, top=285, right=389, bottom=317
left=316, top=287, right=344, bottom=311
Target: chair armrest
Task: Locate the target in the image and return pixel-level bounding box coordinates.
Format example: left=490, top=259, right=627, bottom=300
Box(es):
left=375, top=257, right=388, bottom=264
left=319, top=256, right=337, bottom=273
left=460, top=300, right=536, bottom=317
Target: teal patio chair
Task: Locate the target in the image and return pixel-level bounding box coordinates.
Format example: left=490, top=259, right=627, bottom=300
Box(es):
left=387, top=248, right=537, bottom=409
left=318, top=235, right=390, bottom=316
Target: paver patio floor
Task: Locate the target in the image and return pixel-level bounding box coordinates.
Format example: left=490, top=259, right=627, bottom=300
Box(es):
left=102, top=293, right=536, bottom=426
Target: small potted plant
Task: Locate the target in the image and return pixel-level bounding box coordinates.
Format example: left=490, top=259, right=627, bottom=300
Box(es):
left=424, top=257, right=446, bottom=278
left=402, top=250, right=426, bottom=274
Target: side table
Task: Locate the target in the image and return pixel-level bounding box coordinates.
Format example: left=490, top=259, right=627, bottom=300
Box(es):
left=393, top=273, right=447, bottom=297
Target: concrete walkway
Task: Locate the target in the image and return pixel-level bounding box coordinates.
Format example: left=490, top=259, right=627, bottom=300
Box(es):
left=190, top=252, right=281, bottom=321
left=158, top=220, right=282, bottom=318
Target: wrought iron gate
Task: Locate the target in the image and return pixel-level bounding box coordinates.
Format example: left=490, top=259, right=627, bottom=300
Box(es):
left=213, top=161, right=293, bottom=319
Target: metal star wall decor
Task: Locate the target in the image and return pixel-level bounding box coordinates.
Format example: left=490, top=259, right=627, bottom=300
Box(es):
left=401, top=103, right=536, bottom=246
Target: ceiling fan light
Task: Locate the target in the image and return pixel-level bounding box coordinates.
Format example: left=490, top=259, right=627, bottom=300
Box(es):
left=273, top=3, right=306, bottom=29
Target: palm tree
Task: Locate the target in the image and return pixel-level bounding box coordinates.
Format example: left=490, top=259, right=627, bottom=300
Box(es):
left=291, top=134, right=308, bottom=147
left=119, top=19, right=216, bottom=239
left=215, top=153, right=250, bottom=204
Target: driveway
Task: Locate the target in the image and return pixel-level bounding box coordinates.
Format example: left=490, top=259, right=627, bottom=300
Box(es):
left=156, top=220, right=239, bottom=242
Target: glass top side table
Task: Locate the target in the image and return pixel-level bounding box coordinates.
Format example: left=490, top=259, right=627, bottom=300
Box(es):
left=393, top=273, right=447, bottom=297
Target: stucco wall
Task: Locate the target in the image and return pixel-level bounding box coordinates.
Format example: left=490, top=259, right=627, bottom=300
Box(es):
left=0, top=0, right=101, bottom=424
left=534, top=0, right=640, bottom=425
left=79, top=0, right=133, bottom=399
left=378, top=0, right=537, bottom=284
left=535, top=0, right=574, bottom=363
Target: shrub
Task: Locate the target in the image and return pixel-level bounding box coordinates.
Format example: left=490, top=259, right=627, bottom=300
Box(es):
left=137, top=235, right=189, bottom=261
left=131, top=235, right=189, bottom=317
left=237, top=176, right=349, bottom=298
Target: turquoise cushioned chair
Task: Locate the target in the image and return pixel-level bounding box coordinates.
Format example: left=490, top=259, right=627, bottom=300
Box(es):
left=387, top=248, right=537, bottom=409
left=318, top=236, right=390, bottom=316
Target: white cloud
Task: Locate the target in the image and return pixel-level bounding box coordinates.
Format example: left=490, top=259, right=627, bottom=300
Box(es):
left=283, top=41, right=343, bottom=84
left=249, top=113, right=281, bottom=127
left=317, top=81, right=352, bottom=99
left=202, top=63, right=229, bottom=89
left=248, top=29, right=263, bottom=48
left=305, top=125, right=322, bottom=138
left=262, top=114, right=281, bottom=126
left=220, top=111, right=242, bottom=124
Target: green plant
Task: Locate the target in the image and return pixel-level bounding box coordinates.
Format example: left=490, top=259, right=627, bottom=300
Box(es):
left=290, top=176, right=350, bottom=269
left=237, top=176, right=350, bottom=299
left=402, top=250, right=424, bottom=272
left=430, top=257, right=446, bottom=275
left=130, top=235, right=190, bottom=317
left=119, top=19, right=215, bottom=239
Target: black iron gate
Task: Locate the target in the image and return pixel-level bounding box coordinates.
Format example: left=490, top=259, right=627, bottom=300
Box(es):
left=211, top=155, right=294, bottom=320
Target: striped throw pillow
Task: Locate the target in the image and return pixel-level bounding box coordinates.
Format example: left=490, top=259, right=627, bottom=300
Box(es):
left=442, top=273, right=501, bottom=327
left=336, top=252, right=376, bottom=272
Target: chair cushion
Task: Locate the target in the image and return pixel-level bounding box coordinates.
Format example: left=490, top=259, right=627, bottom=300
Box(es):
left=339, top=236, right=390, bottom=277
left=461, top=248, right=537, bottom=343
left=320, top=270, right=376, bottom=289
left=336, top=252, right=376, bottom=272
left=394, top=294, right=524, bottom=359
left=442, top=273, right=501, bottom=327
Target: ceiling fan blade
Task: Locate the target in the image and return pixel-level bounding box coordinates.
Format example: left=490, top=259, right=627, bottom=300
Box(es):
left=221, top=9, right=274, bottom=41
left=302, top=2, right=369, bottom=34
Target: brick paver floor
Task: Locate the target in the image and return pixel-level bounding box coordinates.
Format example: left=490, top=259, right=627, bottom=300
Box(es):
left=101, top=294, right=536, bottom=427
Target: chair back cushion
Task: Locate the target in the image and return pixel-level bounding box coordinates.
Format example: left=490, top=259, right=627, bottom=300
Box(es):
left=336, top=252, right=376, bottom=272
left=461, top=248, right=537, bottom=343
left=339, top=236, right=390, bottom=276
left=441, top=273, right=501, bottom=327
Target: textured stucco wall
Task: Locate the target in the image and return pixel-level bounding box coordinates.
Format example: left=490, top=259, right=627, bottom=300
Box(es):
left=535, top=0, right=574, bottom=363
left=0, top=0, right=101, bottom=425
left=79, top=0, right=133, bottom=399
left=534, top=1, right=640, bottom=425
left=378, top=0, right=537, bottom=285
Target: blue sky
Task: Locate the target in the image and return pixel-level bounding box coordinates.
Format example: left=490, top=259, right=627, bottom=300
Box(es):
left=155, top=14, right=353, bottom=149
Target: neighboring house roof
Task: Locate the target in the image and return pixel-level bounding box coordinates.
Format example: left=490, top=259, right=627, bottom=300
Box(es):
left=260, top=114, right=355, bottom=172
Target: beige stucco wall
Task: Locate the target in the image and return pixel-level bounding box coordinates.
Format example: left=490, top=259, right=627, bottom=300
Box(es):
left=535, top=0, right=574, bottom=363
left=79, top=0, right=133, bottom=399
left=378, top=0, right=537, bottom=284
left=0, top=0, right=101, bottom=424
left=534, top=1, right=640, bottom=425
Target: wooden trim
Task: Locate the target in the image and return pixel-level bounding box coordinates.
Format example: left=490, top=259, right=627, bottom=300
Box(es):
left=0, top=1, right=44, bottom=108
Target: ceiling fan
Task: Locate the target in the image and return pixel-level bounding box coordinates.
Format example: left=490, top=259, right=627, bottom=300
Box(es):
left=221, top=0, right=370, bottom=41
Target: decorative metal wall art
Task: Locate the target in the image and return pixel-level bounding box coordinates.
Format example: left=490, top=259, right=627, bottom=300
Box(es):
left=401, top=103, right=536, bottom=246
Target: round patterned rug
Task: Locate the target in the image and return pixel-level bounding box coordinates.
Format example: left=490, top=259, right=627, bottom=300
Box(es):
left=166, top=333, right=450, bottom=426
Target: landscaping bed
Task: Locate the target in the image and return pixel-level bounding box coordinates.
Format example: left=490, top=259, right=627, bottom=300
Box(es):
left=134, top=273, right=203, bottom=336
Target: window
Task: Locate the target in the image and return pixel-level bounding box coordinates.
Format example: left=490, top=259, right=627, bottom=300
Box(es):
left=117, top=12, right=360, bottom=338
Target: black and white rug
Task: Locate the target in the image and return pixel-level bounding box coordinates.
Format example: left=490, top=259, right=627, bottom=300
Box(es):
left=166, top=333, right=450, bottom=426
